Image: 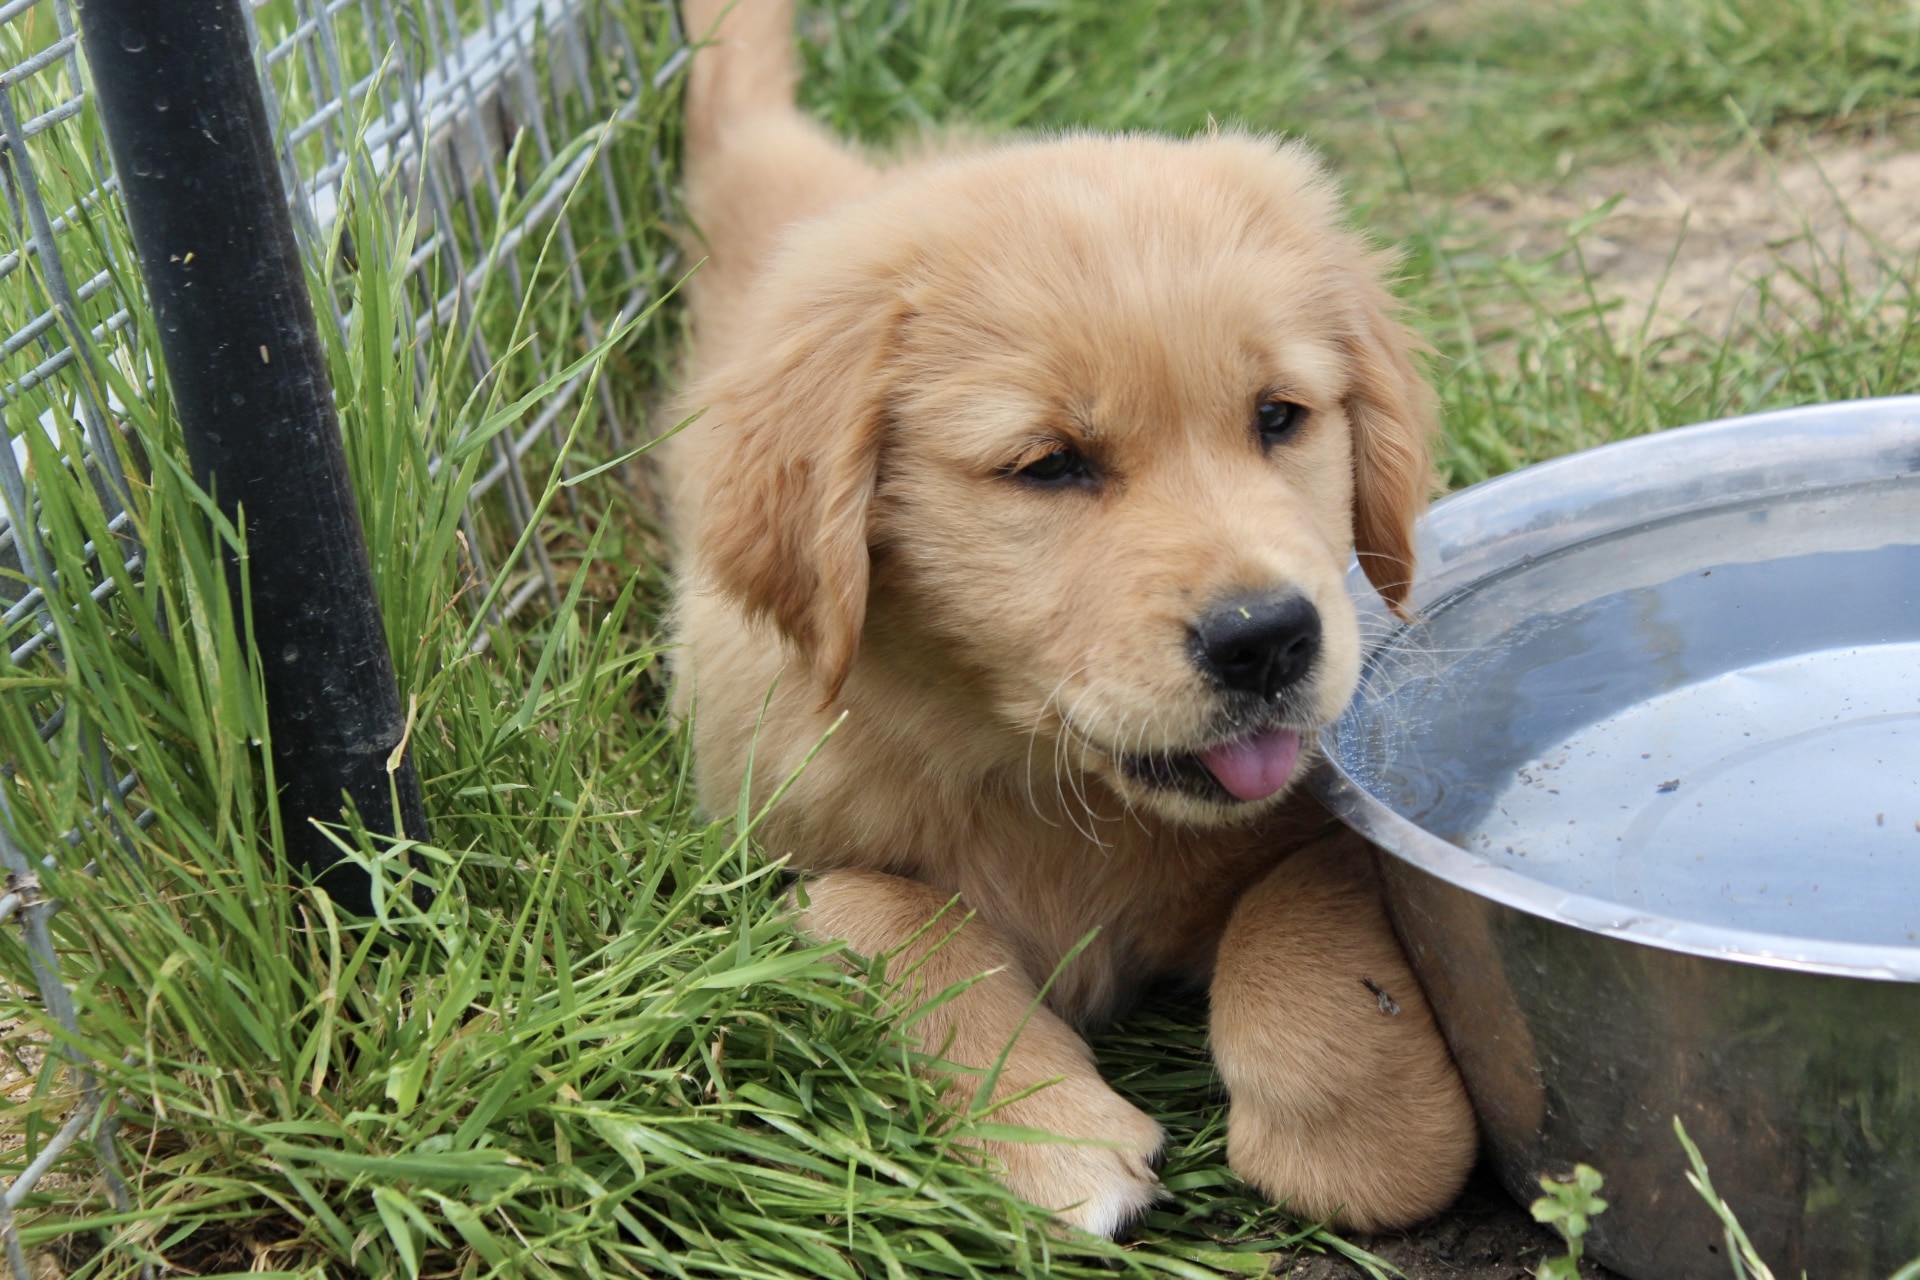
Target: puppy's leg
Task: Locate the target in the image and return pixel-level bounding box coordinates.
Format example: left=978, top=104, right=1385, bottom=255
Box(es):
left=1210, top=833, right=1476, bottom=1231
left=801, top=869, right=1165, bottom=1237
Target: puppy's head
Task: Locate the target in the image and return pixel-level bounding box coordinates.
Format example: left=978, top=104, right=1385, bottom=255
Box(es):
left=693, top=133, right=1433, bottom=826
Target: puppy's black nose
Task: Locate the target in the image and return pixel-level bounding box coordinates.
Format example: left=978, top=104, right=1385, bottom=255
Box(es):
left=1191, top=592, right=1321, bottom=699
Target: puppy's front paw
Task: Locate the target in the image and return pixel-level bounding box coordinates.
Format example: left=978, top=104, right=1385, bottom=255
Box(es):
left=1211, top=836, right=1478, bottom=1232
left=1223, top=1057, right=1476, bottom=1232
left=985, top=1075, right=1166, bottom=1238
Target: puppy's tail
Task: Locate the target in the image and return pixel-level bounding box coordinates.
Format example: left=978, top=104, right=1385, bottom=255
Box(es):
left=682, top=0, right=800, bottom=155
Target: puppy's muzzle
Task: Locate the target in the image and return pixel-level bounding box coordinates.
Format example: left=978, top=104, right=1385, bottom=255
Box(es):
left=1189, top=592, right=1322, bottom=700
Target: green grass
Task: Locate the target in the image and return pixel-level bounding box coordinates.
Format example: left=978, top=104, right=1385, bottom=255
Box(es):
left=1348, top=0, right=1920, bottom=192
left=798, top=0, right=1920, bottom=192
left=4, top=0, right=1920, bottom=1276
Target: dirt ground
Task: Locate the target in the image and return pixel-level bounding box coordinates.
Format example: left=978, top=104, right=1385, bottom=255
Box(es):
left=1282, top=1167, right=1618, bottom=1280
left=1460, top=137, right=1920, bottom=337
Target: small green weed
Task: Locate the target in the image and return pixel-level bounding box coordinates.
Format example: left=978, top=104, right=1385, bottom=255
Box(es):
left=1530, top=1164, right=1607, bottom=1280
left=1536, top=1134, right=1920, bottom=1280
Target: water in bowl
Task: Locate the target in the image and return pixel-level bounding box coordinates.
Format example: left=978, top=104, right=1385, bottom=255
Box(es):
left=1337, top=476, right=1920, bottom=946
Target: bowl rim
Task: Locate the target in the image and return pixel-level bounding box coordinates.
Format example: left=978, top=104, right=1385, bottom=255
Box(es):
left=1313, top=395, right=1920, bottom=983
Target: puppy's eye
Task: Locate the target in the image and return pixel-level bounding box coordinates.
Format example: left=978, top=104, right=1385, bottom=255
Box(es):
left=1256, top=399, right=1306, bottom=447
left=1008, top=445, right=1093, bottom=487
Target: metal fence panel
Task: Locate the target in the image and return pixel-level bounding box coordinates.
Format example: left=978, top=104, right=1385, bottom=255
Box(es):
left=0, top=0, right=683, bottom=1269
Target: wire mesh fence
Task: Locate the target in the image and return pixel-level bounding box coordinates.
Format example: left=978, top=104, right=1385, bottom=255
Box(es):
left=0, top=0, right=685, bottom=1269
left=248, top=0, right=687, bottom=624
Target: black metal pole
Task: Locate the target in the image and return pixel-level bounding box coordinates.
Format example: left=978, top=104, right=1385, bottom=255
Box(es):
left=80, top=0, right=429, bottom=915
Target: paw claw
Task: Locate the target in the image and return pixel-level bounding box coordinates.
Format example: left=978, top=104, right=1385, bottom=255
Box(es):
left=1050, top=1148, right=1165, bottom=1239
left=990, top=1083, right=1167, bottom=1239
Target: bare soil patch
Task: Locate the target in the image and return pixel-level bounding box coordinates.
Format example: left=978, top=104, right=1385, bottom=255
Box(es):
left=1281, top=1166, right=1616, bottom=1280
left=1462, top=138, right=1920, bottom=336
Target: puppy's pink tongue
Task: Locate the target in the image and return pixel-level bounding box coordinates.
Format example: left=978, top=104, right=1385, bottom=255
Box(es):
left=1198, top=727, right=1302, bottom=802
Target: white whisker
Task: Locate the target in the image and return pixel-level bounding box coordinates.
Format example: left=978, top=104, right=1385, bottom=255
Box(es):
left=1023, top=662, right=1091, bottom=828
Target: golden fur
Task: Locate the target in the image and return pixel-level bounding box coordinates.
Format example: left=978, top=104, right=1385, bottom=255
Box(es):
left=664, top=0, right=1477, bottom=1237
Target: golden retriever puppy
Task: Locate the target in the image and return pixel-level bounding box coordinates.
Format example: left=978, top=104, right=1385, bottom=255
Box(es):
left=663, top=0, right=1477, bottom=1237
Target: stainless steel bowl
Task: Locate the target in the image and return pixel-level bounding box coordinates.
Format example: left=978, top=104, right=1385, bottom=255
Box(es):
left=1314, top=397, right=1920, bottom=1280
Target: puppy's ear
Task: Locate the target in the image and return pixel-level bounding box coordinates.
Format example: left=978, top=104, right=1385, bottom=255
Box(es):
left=693, top=278, right=901, bottom=701
left=1341, top=274, right=1437, bottom=618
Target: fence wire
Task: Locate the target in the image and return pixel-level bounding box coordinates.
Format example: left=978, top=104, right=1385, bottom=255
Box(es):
left=249, top=0, right=687, bottom=624
left=0, top=0, right=684, bottom=1270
